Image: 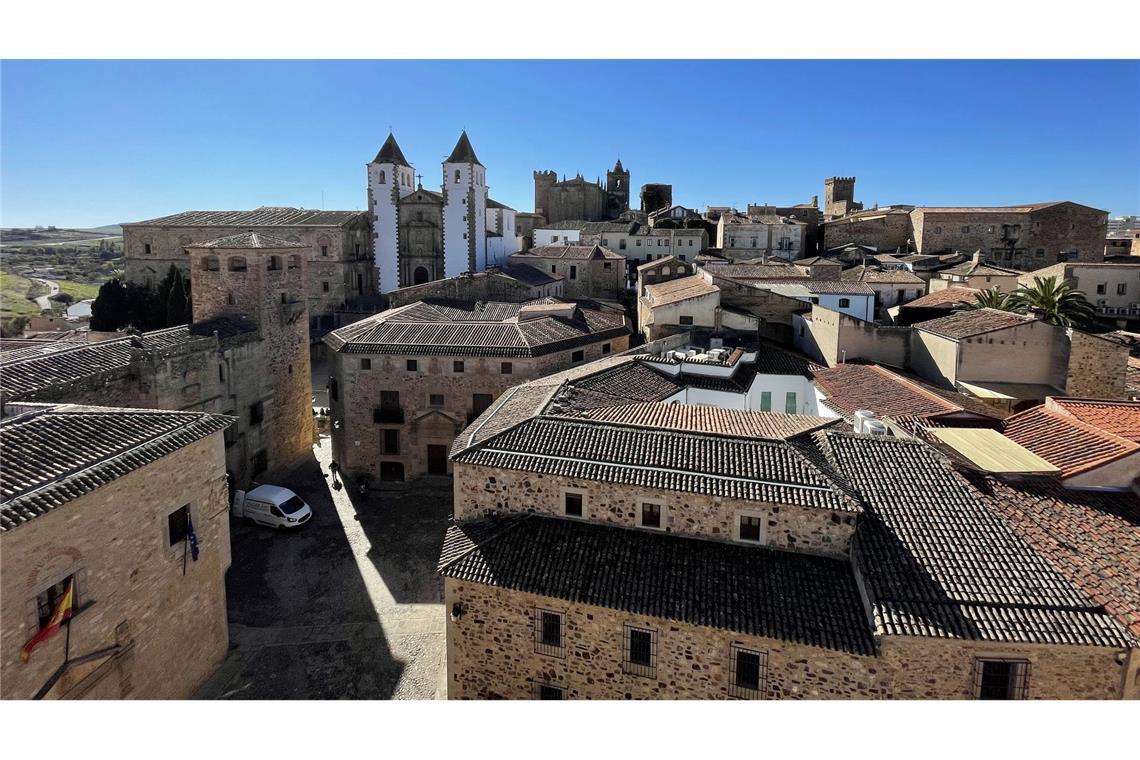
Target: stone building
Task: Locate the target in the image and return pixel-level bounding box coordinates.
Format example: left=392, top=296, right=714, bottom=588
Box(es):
left=928, top=255, right=1022, bottom=293
left=514, top=212, right=544, bottom=249
left=823, top=176, right=863, bottom=220
left=820, top=206, right=914, bottom=253
left=639, top=183, right=673, bottom=214
left=122, top=206, right=375, bottom=336
left=385, top=267, right=563, bottom=309
left=323, top=298, right=630, bottom=483
left=840, top=264, right=927, bottom=317
left=508, top=245, right=625, bottom=301
left=440, top=352, right=1138, bottom=699
left=0, top=403, right=233, bottom=699
left=1020, top=261, right=1140, bottom=328
left=368, top=132, right=520, bottom=292
left=716, top=213, right=806, bottom=261
left=534, top=160, right=630, bottom=224
left=0, top=232, right=315, bottom=489
left=635, top=255, right=694, bottom=296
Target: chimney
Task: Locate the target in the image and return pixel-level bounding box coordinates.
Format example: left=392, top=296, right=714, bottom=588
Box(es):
left=971, top=250, right=982, bottom=264
left=811, top=195, right=819, bottom=208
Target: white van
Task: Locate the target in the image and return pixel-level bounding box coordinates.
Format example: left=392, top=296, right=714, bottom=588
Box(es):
left=233, top=485, right=313, bottom=529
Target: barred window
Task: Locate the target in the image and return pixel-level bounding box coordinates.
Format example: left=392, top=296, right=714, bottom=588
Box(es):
left=534, top=682, right=563, bottom=700
left=623, top=625, right=657, bottom=678
left=974, top=659, right=1030, bottom=700
left=729, top=645, right=768, bottom=699
left=36, top=575, right=77, bottom=629
left=534, top=608, right=564, bottom=657
left=738, top=515, right=762, bottom=543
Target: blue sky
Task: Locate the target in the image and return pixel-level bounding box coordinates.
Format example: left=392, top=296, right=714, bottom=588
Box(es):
left=2, top=60, right=1137, bottom=228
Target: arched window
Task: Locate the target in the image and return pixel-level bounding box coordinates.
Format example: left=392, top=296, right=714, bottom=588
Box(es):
left=379, top=170, right=386, bottom=183
left=226, top=291, right=235, bottom=305
left=454, top=169, right=461, bottom=184
left=413, top=266, right=430, bottom=285
left=203, top=255, right=220, bottom=271
left=228, top=256, right=247, bottom=272
left=268, top=255, right=282, bottom=271
left=288, top=254, right=302, bottom=269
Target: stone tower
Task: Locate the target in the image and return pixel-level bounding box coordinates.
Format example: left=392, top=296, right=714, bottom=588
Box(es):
left=186, top=232, right=314, bottom=479
left=442, top=130, right=487, bottom=276
left=368, top=133, right=415, bottom=293
left=823, top=176, right=861, bottom=219
left=533, top=169, right=557, bottom=221
left=606, top=159, right=630, bottom=218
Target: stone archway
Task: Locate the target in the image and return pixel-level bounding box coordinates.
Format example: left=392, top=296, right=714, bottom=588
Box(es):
left=413, top=266, right=430, bottom=285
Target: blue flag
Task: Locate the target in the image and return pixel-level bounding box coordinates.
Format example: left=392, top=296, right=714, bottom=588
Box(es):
left=187, top=512, right=200, bottom=562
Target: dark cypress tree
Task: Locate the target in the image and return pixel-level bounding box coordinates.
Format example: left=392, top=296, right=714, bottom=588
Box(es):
left=90, top=278, right=129, bottom=331
left=165, top=266, right=189, bottom=327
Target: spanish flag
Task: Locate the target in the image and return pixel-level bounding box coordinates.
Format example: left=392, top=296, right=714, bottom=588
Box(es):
left=21, top=579, right=74, bottom=663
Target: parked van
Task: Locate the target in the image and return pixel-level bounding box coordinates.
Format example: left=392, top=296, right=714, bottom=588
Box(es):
left=233, top=485, right=312, bottom=529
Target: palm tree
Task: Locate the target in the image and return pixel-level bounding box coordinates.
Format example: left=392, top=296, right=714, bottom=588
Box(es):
left=1011, top=275, right=1098, bottom=328
left=966, top=287, right=1017, bottom=312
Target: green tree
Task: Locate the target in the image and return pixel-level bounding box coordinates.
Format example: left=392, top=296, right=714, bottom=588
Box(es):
left=162, top=265, right=190, bottom=326
left=967, top=288, right=1017, bottom=312
left=90, top=278, right=129, bottom=331
left=1012, top=275, right=1098, bottom=328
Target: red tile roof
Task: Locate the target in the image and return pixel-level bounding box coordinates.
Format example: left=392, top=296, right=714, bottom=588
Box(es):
left=813, top=363, right=1001, bottom=423
left=1048, top=398, right=1140, bottom=443
left=898, top=286, right=980, bottom=310
left=1001, top=403, right=1140, bottom=478
left=913, top=308, right=1037, bottom=339
left=573, top=401, right=839, bottom=440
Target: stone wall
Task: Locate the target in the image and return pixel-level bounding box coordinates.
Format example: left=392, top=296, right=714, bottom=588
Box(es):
left=797, top=306, right=910, bottom=368
left=445, top=581, right=1132, bottom=700
left=330, top=335, right=630, bottom=482
left=453, top=462, right=856, bottom=557
left=821, top=212, right=911, bottom=252
left=0, top=433, right=231, bottom=699
left=445, top=580, right=886, bottom=699
left=1064, top=328, right=1129, bottom=399
left=386, top=270, right=557, bottom=309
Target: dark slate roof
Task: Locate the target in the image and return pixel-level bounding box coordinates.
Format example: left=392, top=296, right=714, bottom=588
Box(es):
left=913, top=308, right=1038, bottom=339
left=192, top=231, right=307, bottom=249
left=439, top=515, right=876, bottom=655
left=0, top=326, right=204, bottom=401
left=453, top=417, right=859, bottom=512
left=445, top=130, right=483, bottom=166
left=188, top=315, right=258, bottom=339
left=820, top=431, right=1133, bottom=648
left=323, top=298, right=629, bottom=358
left=513, top=244, right=623, bottom=261
left=751, top=343, right=822, bottom=376
left=0, top=404, right=234, bottom=532
left=372, top=132, right=410, bottom=167
left=126, top=207, right=366, bottom=228
left=497, top=263, right=562, bottom=287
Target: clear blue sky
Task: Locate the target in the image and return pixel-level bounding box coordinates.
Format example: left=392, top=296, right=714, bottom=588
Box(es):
left=2, top=60, right=1137, bottom=228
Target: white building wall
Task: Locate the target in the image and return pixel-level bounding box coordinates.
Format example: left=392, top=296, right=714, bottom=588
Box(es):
left=443, top=161, right=487, bottom=276
left=368, top=161, right=414, bottom=293
left=534, top=228, right=582, bottom=247
left=814, top=293, right=874, bottom=321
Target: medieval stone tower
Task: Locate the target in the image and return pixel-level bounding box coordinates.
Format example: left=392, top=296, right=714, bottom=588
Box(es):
left=823, top=176, right=861, bottom=219
left=186, top=232, right=314, bottom=480
left=442, top=130, right=487, bottom=277
left=533, top=169, right=557, bottom=221
left=368, top=133, right=416, bottom=293
left=606, top=159, right=630, bottom=218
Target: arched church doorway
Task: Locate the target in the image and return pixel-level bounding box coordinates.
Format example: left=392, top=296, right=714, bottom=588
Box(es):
left=413, top=266, right=430, bottom=285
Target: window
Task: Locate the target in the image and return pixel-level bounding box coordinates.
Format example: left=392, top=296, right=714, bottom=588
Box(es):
left=378, top=170, right=386, bottom=183
left=603, top=262, right=612, bottom=270
left=564, top=491, right=584, bottom=518
left=601, top=343, right=612, bottom=356
left=1118, top=283, right=1127, bottom=295
left=454, top=170, right=461, bottom=183
left=640, top=502, right=662, bottom=529
left=144, top=243, right=152, bottom=255
left=382, top=429, right=400, bottom=455
left=619, top=239, right=626, bottom=250
left=249, top=401, right=264, bottom=426
left=785, top=392, right=797, bottom=414
left=430, top=394, right=445, bottom=407
left=729, top=645, right=768, bottom=699
left=961, top=225, right=969, bottom=233
left=551, top=265, right=557, bottom=274
left=1097, top=283, right=1107, bottom=294
left=36, top=576, right=77, bottom=630
left=760, top=391, right=772, bottom=412
left=934, top=226, right=942, bottom=234
left=203, top=255, right=220, bottom=272
left=329, top=377, right=339, bottom=402
left=601, top=238, right=609, bottom=246
left=750, top=237, right=758, bottom=248
left=534, top=609, right=564, bottom=657
left=406, top=359, right=418, bottom=372
left=571, top=350, right=584, bottom=363
left=738, top=515, right=762, bottom=543
left=623, top=625, right=658, bottom=678
left=569, top=265, right=577, bottom=280
left=228, top=256, right=247, bottom=272
left=501, top=362, right=513, bottom=375
left=453, top=360, right=465, bottom=373
left=251, top=449, right=268, bottom=476
left=838, top=298, right=850, bottom=308
left=974, top=659, right=1030, bottom=700
left=218, top=363, right=226, bottom=383
left=268, top=255, right=282, bottom=271
left=321, top=245, right=328, bottom=257
left=636, top=239, right=641, bottom=247
left=679, top=315, right=694, bottom=325
left=360, top=358, right=372, bottom=370
left=168, top=505, right=190, bottom=547
left=535, top=683, right=563, bottom=700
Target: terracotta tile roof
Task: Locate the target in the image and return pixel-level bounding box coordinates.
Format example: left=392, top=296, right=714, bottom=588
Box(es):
left=439, top=515, right=876, bottom=654
left=840, top=265, right=925, bottom=285
left=813, top=363, right=1001, bottom=424
left=938, top=260, right=1022, bottom=277
left=821, top=431, right=1133, bottom=648
left=125, top=207, right=366, bottom=228
left=1048, top=398, right=1140, bottom=443
left=912, top=308, right=1037, bottom=339
left=495, top=263, right=562, bottom=287
left=644, top=275, right=719, bottom=306
left=968, top=475, right=1140, bottom=639
left=512, top=244, right=623, bottom=261
left=764, top=281, right=875, bottom=298
left=324, top=298, right=629, bottom=358
left=898, top=286, right=980, bottom=310
left=1, top=403, right=234, bottom=532
left=700, top=263, right=808, bottom=280
left=1001, top=403, right=1140, bottom=478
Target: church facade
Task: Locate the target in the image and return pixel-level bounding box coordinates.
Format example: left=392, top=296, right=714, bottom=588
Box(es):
left=534, top=160, right=630, bottom=225
left=368, top=131, right=519, bottom=293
